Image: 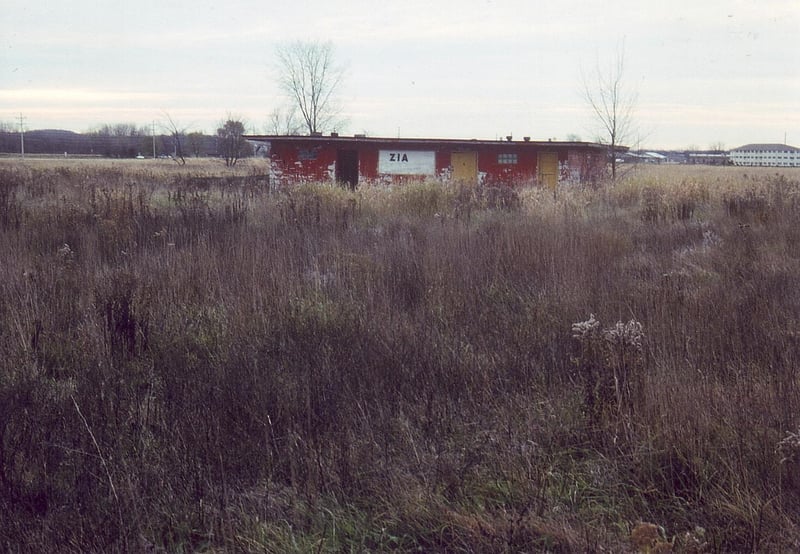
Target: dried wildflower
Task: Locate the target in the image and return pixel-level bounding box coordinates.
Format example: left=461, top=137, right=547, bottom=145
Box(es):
left=702, top=229, right=721, bottom=249
left=674, top=526, right=707, bottom=553
left=572, top=314, right=646, bottom=436
left=572, top=313, right=601, bottom=341
left=631, top=521, right=670, bottom=553
left=777, top=427, right=800, bottom=464
left=57, top=243, right=74, bottom=260
left=603, top=319, right=644, bottom=352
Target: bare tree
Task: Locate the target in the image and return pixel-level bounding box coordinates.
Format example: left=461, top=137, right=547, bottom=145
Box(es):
left=583, top=42, right=637, bottom=181
left=275, top=40, right=345, bottom=135
left=267, top=105, right=303, bottom=135
left=162, top=113, right=187, bottom=165
left=217, top=118, right=251, bottom=167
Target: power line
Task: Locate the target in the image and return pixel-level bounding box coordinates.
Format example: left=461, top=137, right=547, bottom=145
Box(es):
left=18, top=113, right=26, bottom=158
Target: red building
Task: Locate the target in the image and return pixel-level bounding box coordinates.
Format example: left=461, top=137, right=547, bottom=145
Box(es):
left=245, top=134, right=609, bottom=188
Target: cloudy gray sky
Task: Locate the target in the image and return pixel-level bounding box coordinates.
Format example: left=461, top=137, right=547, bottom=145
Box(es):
left=2, top=0, right=798, bottom=149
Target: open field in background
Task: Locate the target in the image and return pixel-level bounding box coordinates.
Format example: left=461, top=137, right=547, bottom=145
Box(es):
left=1, top=160, right=800, bottom=552
left=0, top=155, right=271, bottom=177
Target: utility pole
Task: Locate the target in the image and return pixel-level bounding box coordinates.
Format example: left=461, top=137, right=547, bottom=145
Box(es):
left=18, top=113, right=26, bottom=158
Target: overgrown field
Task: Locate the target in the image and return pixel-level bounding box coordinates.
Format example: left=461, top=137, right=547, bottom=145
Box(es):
left=1, top=160, right=800, bottom=552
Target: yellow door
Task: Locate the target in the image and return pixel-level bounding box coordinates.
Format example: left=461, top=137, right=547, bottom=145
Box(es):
left=538, top=152, right=558, bottom=189
left=452, top=151, right=478, bottom=184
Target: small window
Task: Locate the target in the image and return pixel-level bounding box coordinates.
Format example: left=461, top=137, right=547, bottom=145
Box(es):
left=498, top=153, right=518, bottom=164
left=298, top=148, right=319, bottom=161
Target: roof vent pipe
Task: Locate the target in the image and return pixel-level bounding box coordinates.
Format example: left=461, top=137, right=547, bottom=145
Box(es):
left=506, top=135, right=513, bottom=142
left=523, top=136, right=530, bottom=142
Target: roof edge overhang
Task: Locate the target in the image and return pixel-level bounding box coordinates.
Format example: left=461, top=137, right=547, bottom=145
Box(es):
left=244, top=134, right=608, bottom=150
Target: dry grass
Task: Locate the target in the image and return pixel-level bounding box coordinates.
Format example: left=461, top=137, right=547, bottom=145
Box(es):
left=1, top=160, right=800, bottom=552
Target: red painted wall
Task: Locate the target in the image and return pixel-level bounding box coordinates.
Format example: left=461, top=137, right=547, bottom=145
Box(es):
left=256, top=136, right=607, bottom=187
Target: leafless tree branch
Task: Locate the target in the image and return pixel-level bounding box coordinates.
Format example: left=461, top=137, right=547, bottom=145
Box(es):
left=275, top=40, right=346, bottom=135
left=582, top=41, right=637, bottom=181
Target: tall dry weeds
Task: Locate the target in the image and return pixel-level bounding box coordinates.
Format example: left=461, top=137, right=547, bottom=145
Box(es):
left=1, top=161, right=799, bottom=552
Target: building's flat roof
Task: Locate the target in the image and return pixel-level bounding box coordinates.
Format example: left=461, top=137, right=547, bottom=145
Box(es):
left=245, top=134, right=609, bottom=150
left=731, top=143, right=799, bottom=152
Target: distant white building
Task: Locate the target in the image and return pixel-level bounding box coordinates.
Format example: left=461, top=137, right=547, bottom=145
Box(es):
left=621, top=151, right=667, bottom=164
left=729, top=144, right=800, bottom=167
left=644, top=151, right=667, bottom=163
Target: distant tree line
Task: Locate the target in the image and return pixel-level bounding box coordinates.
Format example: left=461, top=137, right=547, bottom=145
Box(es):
left=0, top=38, right=354, bottom=159
left=0, top=122, right=253, bottom=160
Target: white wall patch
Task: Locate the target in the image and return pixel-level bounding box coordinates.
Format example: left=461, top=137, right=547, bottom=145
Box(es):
left=378, top=150, right=436, bottom=175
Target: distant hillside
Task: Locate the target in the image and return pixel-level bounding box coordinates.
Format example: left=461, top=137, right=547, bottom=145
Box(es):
left=0, top=128, right=220, bottom=158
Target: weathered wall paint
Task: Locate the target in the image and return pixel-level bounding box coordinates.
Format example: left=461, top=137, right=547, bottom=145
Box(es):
left=248, top=135, right=610, bottom=187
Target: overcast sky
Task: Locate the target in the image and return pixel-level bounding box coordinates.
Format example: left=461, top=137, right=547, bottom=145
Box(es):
left=2, top=0, right=798, bottom=149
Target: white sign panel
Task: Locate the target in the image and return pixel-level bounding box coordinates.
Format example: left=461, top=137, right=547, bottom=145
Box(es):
left=378, top=150, right=436, bottom=175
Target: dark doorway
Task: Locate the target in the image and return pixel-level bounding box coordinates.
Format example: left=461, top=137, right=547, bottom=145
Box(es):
left=336, top=149, right=359, bottom=189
